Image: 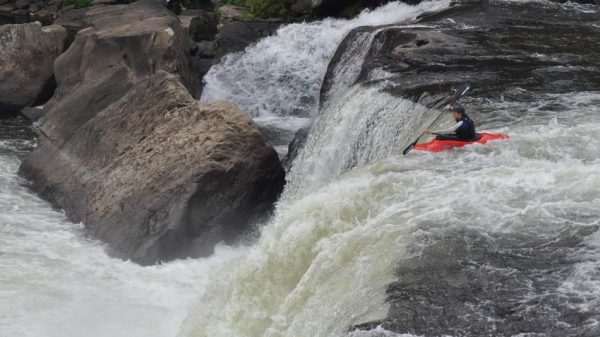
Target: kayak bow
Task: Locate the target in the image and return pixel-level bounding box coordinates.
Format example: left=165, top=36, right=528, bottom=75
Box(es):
left=414, top=132, right=509, bottom=152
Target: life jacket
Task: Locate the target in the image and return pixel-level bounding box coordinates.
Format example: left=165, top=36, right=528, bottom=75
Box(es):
left=455, top=114, right=476, bottom=140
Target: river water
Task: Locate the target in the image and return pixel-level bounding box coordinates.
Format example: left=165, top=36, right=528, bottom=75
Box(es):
left=2, top=1, right=599, bottom=337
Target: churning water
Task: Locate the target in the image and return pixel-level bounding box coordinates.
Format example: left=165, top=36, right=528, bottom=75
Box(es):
left=178, top=90, right=600, bottom=337
left=2, top=1, right=600, bottom=337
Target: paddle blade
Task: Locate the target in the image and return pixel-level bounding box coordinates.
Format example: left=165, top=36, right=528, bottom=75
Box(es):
left=402, top=140, right=418, bottom=155
left=452, top=83, right=471, bottom=102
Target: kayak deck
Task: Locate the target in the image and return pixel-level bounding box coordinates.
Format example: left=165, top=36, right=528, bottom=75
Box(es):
left=414, top=132, right=510, bottom=152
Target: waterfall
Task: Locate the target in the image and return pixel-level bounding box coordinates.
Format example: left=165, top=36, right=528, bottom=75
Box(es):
left=199, top=1, right=451, bottom=155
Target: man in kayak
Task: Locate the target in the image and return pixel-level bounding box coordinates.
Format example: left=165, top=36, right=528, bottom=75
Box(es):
left=423, top=104, right=477, bottom=141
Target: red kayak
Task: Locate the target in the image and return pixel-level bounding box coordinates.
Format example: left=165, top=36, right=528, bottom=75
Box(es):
left=414, top=132, right=510, bottom=152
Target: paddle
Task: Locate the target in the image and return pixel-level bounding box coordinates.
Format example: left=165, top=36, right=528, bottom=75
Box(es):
left=402, top=83, right=471, bottom=155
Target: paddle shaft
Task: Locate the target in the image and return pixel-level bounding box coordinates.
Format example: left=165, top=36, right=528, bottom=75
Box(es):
left=402, top=84, right=470, bottom=155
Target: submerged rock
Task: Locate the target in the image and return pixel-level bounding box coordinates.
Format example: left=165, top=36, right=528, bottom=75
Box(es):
left=0, top=22, right=66, bottom=115
left=21, top=71, right=285, bottom=265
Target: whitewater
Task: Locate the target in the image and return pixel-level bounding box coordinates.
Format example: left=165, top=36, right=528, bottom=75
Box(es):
left=2, top=1, right=600, bottom=337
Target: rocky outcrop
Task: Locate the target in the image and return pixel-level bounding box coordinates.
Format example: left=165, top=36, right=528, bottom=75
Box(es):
left=0, top=0, right=59, bottom=26
left=40, top=0, right=197, bottom=134
left=21, top=71, right=285, bottom=265
left=20, top=0, right=285, bottom=264
left=180, top=9, right=218, bottom=42
left=0, top=22, right=66, bottom=115
left=321, top=0, right=600, bottom=107
left=216, top=20, right=283, bottom=58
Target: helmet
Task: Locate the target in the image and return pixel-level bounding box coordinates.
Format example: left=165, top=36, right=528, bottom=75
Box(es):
left=450, top=104, right=465, bottom=115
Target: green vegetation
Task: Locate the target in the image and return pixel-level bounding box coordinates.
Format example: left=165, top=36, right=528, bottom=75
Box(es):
left=63, top=0, right=92, bottom=8
left=227, top=0, right=292, bottom=19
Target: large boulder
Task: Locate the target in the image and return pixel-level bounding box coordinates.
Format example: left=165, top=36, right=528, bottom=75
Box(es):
left=0, top=22, right=66, bottom=115
left=179, top=9, right=218, bottom=42
left=21, top=71, right=285, bottom=264
left=20, top=0, right=285, bottom=264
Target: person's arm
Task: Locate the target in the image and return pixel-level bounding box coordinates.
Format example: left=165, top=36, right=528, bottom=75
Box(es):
left=426, top=121, right=464, bottom=135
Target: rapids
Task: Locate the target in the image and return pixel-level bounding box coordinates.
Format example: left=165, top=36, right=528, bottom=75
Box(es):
left=2, top=1, right=600, bottom=337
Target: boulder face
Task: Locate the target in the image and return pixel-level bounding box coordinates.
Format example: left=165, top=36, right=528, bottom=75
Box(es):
left=40, top=0, right=198, bottom=139
left=20, top=71, right=285, bottom=265
left=19, top=0, right=285, bottom=264
left=0, top=22, right=66, bottom=114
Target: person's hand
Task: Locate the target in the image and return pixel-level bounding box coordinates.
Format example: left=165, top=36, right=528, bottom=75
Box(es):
left=444, top=104, right=452, bottom=111
left=423, top=129, right=432, bottom=135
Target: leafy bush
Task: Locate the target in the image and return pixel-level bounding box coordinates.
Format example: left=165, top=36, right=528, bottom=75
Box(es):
left=63, top=0, right=92, bottom=8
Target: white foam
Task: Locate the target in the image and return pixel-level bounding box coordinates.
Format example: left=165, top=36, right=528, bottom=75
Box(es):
left=201, top=0, right=450, bottom=120
left=180, top=90, right=600, bottom=337
left=0, top=146, right=245, bottom=337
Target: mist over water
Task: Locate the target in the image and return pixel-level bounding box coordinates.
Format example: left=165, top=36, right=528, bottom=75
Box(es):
left=2, top=1, right=600, bottom=337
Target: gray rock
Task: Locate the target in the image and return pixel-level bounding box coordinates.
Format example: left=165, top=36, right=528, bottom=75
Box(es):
left=216, top=20, right=283, bottom=58
left=14, top=0, right=29, bottom=9
left=21, top=71, right=285, bottom=265
left=44, top=0, right=198, bottom=127
left=20, top=106, right=45, bottom=121
left=180, top=10, right=218, bottom=42
left=20, top=0, right=284, bottom=265
left=283, top=126, right=310, bottom=171
left=196, top=40, right=217, bottom=58
left=0, top=22, right=66, bottom=114
left=217, top=4, right=248, bottom=21
left=321, top=1, right=600, bottom=109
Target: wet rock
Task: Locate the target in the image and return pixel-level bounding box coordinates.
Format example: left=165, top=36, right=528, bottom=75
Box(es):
left=180, top=9, right=218, bottom=42
left=20, top=107, right=44, bottom=121
left=283, top=126, right=310, bottom=170
left=21, top=71, right=285, bottom=265
left=14, top=0, right=29, bottom=9
left=322, top=1, right=600, bottom=106
left=196, top=40, right=218, bottom=57
left=352, top=227, right=599, bottom=337
left=216, top=20, right=283, bottom=58
left=0, top=22, right=66, bottom=115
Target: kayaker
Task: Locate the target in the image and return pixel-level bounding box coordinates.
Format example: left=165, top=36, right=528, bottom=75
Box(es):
left=423, top=104, right=477, bottom=141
